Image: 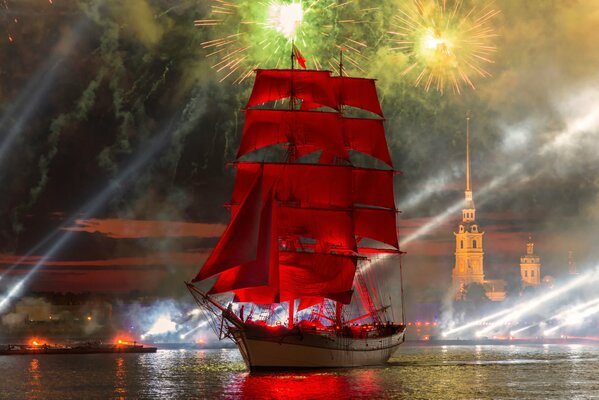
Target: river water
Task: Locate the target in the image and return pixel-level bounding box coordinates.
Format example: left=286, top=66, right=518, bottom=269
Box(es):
left=1, top=344, right=598, bottom=399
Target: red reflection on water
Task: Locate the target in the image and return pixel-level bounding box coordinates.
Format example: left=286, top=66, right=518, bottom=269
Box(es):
left=235, top=369, right=383, bottom=399
left=28, top=358, right=41, bottom=399
left=114, top=356, right=127, bottom=399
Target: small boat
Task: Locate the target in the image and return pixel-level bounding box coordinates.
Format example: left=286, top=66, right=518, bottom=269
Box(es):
left=0, top=341, right=157, bottom=355
left=187, top=47, right=407, bottom=370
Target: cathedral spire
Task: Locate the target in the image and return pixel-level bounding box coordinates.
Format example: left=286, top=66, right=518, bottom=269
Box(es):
left=466, top=115, right=471, bottom=193
left=526, top=234, right=534, bottom=255
left=463, top=115, right=475, bottom=222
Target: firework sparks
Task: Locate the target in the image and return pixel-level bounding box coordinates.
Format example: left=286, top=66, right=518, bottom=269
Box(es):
left=195, top=0, right=377, bottom=83
left=267, top=2, right=303, bottom=39
left=1, top=0, right=54, bottom=43
left=389, top=0, right=499, bottom=94
left=2, top=0, right=16, bottom=44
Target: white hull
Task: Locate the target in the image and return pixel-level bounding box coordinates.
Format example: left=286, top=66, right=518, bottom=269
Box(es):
left=231, top=324, right=405, bottom=370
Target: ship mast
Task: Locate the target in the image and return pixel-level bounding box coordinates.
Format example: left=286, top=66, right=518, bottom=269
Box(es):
left=335, top=48, right=345, bottom=327
left=287, top=39, right=296, bottom=328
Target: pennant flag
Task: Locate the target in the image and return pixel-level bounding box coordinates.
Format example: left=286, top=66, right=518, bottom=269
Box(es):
left=293, top=44, right=307, bottom=69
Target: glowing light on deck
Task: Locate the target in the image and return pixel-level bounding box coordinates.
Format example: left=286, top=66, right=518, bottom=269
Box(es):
left=267, top=2, right=303, bottom=40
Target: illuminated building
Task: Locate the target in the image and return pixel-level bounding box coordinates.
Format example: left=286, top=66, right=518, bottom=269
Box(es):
left=452, top=117, right=505, bottom=301
left=520, top=235, right=541, bottom=287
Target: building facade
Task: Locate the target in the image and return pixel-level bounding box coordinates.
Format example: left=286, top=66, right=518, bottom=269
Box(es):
left=520, top=236, right=541, bottom=286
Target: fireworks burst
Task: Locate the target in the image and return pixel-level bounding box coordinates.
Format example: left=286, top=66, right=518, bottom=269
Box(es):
left=389, top=0, right=499, bottom=94
left=195, top=0, right=377, bottom=83
left=1, top=0, right=54, bottom=44
left=1, top=0, right=17, bottom=44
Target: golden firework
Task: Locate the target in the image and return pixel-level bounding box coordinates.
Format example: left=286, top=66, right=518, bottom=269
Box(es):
left=389, top=0, right=499, bottom=94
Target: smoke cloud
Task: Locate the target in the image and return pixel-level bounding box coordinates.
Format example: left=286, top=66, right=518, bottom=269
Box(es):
left=0, top=0, right=598, bottom=318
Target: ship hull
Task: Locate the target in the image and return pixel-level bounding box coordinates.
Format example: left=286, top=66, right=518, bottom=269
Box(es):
left=231, top=324, right=405, bottom=370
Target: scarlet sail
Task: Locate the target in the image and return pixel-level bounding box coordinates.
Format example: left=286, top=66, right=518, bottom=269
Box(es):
left=194, top=68, right=399, bottom=306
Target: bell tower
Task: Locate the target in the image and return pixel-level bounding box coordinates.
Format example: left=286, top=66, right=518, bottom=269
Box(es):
left=520, top=235, right=541, bottom=286
left=452, top=116, right=485, bottom=300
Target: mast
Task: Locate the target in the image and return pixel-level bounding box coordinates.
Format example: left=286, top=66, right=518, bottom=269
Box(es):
left=399, top=251, right=406, bottom=325
left=335, top=48, right=344, bottom=326
left=287, top=40, right=295, bottom=326
left=291, top=39, right=296, bottom=71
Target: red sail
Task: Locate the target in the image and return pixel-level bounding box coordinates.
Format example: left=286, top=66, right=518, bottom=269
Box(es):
left=246, top=69, right=337, bottom=110
left=332, top=76, right=383, bottom=116
left=352, top=169, right=396, bottom=209
left=354, top=208, right=398, bottom=248
left=237, top=109, right=347, bottom=160
left=231, top=286, right=280, bottom=304
left=232, top=163, right=394, bottom=210
left=232, top=163, right=353, bottom=210
left=298, top=296, right=323, bottom=311
left=297, top=291, right=354, bottom=311
left=195, top=69, right=400, bottom=310
left=193, top=173, right=264, bottom=281
left=208, top=191, right=280, bottom=300
left=211, top=252, right=356, bottom=305
left=278, top=206, right=356, bottom=251
left=231, top=163, right=261, bottom=212
left=279, top=252, right=357, bottom=303
left=343, top=118, right=392, bottom=166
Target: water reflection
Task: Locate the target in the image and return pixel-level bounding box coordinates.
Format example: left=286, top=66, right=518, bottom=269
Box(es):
left=27, top=358, right=41, bottom=400
left=2, top=346, right=599, bottom=398
left=114, top=356, right=127, bottom=399
left=233, top=368, right=384, bottom=399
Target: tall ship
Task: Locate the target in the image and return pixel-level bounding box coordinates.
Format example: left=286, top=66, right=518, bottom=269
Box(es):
left=187, top=51, right=406, bottom=370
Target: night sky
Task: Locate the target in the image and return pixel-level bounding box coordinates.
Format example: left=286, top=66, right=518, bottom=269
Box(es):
left=1, top=0, right=599, bottom=309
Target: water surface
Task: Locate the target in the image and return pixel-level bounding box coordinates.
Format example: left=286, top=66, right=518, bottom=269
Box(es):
left=1, top=344, right=598, bottom=399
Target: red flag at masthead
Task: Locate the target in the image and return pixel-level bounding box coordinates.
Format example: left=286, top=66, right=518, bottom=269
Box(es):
left=293, top=44, right=307, bottom=69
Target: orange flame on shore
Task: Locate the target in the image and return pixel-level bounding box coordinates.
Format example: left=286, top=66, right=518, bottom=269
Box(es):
left=29, top=338, right=46, bottom=347
left=113, top=333, right=137, bottom=345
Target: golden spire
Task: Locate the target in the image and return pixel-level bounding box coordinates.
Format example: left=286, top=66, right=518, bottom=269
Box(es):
left=466, top=115, right=471, bottom=193
left=527, top=234, right=534, bottom=255
left=462, top=114, right=475, bottom=222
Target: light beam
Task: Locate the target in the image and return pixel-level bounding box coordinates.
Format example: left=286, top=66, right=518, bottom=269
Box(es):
left=476, top=271, right=599, bottom=337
